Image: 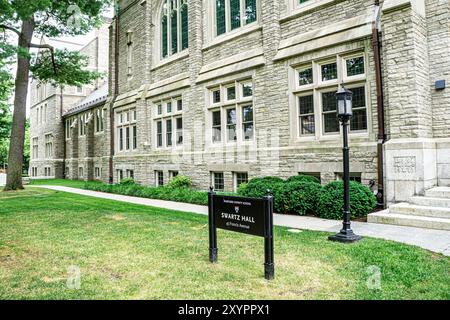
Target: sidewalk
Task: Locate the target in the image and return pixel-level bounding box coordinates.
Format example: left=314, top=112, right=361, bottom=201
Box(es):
left=35, top=185, right=450, bottom=256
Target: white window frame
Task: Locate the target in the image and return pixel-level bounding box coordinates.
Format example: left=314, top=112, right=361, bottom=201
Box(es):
left=290, top=50, right=371, bottom=142
left=206, top=79, right=255, bottom=146
left=153, top=96, right=184, bottom=150
left=44, top=133, right=53, bottom=159
left=157, top=0, right=189, bottom=62
left=233, top=171, right=248, bottom=192
left=116, top=108, right=137, bottom=153
left=212, top=0, right=260, bottom=38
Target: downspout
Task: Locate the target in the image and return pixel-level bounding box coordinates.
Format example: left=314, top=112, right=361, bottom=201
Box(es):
left=372, top=1, right=387, bottom=209
left=61, top=87, right=66, bottom=179
left=109, top=3, right=120, bottom=184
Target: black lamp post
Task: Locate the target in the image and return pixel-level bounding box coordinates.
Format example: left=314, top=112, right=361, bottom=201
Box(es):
left=329, top=87, right=362, bottom=243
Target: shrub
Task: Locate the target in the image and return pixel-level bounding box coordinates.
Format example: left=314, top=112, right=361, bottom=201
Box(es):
left=276, top=181, right=323, bottom=215
left=83, top=181, right=208, bottom=206
left=168, top=176, right=192, bottom=189
left=119, top=178, right=136, bottom=186
left=286, top=175, right=321, bottom=185
left=237, top=176, right=284, bottom=199
left=317, top=181, right=377, bottom=220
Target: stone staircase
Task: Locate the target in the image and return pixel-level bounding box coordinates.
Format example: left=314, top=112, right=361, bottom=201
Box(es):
left=368, top=187, right=450, bottom=231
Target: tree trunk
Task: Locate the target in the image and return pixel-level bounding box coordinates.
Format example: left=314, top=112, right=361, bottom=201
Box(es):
left=4, top=20, right=34, bottom=191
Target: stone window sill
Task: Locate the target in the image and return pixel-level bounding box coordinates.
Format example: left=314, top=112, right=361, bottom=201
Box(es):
left=151, top=50, right=190, bottom=71
left=202, top=24, right=262, bottom=51
left=280, top=0, right=338, bottom=23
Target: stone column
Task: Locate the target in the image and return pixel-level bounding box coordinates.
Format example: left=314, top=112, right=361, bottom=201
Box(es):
left=70, top=120, right=79, bottom=180
left=382, top=0, right=436, bottom=203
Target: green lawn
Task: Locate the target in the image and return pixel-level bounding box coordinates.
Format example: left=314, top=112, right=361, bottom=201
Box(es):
left=0, top=188, right=449, bottom=300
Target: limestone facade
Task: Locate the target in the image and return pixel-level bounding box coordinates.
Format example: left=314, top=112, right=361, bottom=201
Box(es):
left=30, top=0, right=450, bottom=205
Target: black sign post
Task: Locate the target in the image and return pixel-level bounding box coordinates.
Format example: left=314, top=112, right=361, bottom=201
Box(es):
left=208, top=188, right=275, bottom=280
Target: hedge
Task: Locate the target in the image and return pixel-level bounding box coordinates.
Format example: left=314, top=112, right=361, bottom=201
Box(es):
left=276, top=181, right=323, bottom=215
left=83, top=181, right=208, bottom=206
left=317, top=181, right=377, bottom=220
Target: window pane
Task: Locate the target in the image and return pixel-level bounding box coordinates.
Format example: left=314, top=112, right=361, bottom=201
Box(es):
left=350, top=87, right=367, bottom=131
left=321, top=62, right=337, bottom=81
left=167, top=102, right=172, bottom=113
left=180, top=0, right=189, bottom=50
left=299, top=95, right=315, bottom=135
left=322, top=92, right=339, bottom=133
left=214, top=172, right=224, bottom=191
left=236, top=172, right=248, bottom=186
left=244, top=0, right=257, bottom=24
left=166, top=119, right=173, bottom=147
left=212, top=89, right=221, bottom=103
left=176, top=117, right=183, bottom=145
left=299, top=95, right=314, bottom=115
left=227, top=108, right=237, bottom=141
left=230, top=0, right=241, bottom=30
left=242, top=82, right=253, bottom=97
left=126, top=127, right=130, bottom=150
left=299, top=68, right=313, bottom=86
left=133, top=125, right=137, bottom=149
left=216, top=0, right=226, bottom=36
left=157, top=121, right=163, bottom=147
left=161, top=1, right=168, bottom=58
left=177, top=99, right=183, bottom=111
left=322, top=92, right=336, bottom=112
left=352, top=87, right=366, bottom=109
left=212, top=111, right=222, bottom=142
left=346, top=56, right=365, bottom=77
left=171, top=0, right=178, bottom=54
left=227, top=86, right=236, bottom=100
left=242, top=105, right=254, bottom=140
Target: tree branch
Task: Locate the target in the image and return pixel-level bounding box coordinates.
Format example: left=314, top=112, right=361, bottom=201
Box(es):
left=0, top=24, right=20, bottom=36
left=29, top=43, right=57, bottom=75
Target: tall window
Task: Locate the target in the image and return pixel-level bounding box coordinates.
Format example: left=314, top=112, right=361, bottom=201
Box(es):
left=45, top=134, right=53, bottom=159
left=95, top=108, right=104, bottom=133
left=293, top=53, right=369, bottom=138
left=209, top=80, right=254, bottom=143
left=153, top=97, right=183, bottom=149
left=117, top=109, right=137, bottom=152
left=65, top=118, right=74, bottom=139
left=79, top=113, right=87, bottom=136
left=32, top=137, right=39, bottom=159
left=161, top=0, right=189, bottom=59
left=215, top=0, right=258, bottom=37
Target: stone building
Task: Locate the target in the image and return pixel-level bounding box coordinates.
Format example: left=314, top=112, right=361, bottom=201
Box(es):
left=30, top=0, right=450, bottom=228
left=29, top=22, right=110, bottom=180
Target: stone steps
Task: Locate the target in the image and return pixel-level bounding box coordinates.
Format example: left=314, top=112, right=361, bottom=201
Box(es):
left=425, top=187, right=450, bottom=199
left=368, top=210, right=450, bottom=231
left=410, top=196, right=450, bottom=208
left=389, top=203, right=450, bottom=219
left=367, top=186, right=450, bottom=231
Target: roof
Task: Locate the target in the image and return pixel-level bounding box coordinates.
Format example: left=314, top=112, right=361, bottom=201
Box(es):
left=63, top=83, right=109, bottom=117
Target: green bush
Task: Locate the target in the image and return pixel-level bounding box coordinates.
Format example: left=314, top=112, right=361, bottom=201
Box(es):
left=317, top=181, right=376, bottom=220
left=119, top=178, right=136, bottom=186
left=237, top=176, right=284, bottom=199
left=276, top=181, right=323, bottom=215
left=168, top=176, right=192, bottom=189
left=286, top=175, right=321, bottom=185
left=83, top=181, right=208, bottom=206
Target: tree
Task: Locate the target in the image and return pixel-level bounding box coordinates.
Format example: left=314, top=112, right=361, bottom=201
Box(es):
left=0, top=0, right=112, bottom=190
left=0, top=34, right=13, bottom=169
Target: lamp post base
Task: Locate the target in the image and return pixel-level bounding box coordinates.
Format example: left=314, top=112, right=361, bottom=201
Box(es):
left=329, top=229, right=362, bottom=243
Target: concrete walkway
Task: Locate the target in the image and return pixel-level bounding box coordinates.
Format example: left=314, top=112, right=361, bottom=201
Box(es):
left=35, top=185, right=450, bottom=256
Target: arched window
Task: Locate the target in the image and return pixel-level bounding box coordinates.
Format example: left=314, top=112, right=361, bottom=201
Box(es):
left=161, top=0, right=188, bottom=59
left=215, top=0, right=257, bottom=37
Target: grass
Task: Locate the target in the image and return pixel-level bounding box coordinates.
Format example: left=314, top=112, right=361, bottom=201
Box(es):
left=30, top=178, right=100, bottom=189
left=0, top=188, right=449, bottom=300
